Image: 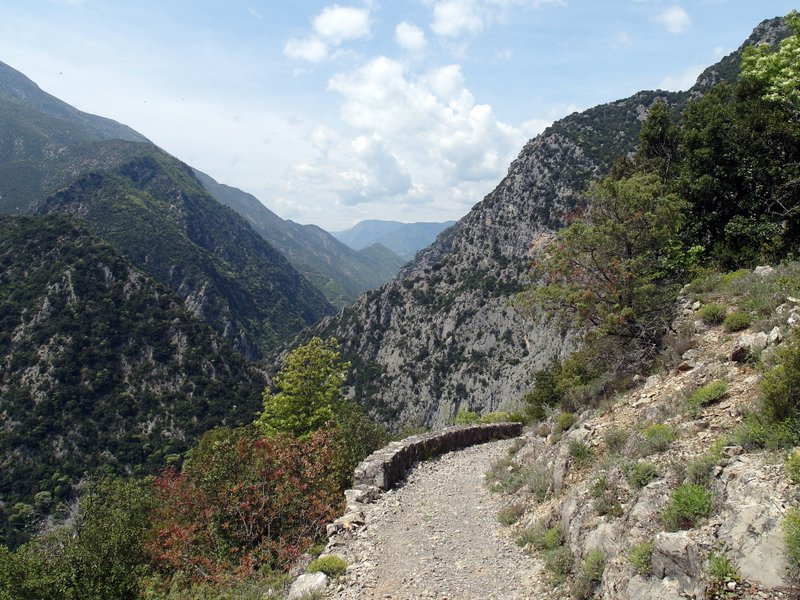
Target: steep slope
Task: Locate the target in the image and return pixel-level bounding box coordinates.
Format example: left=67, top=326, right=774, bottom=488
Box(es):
left=332, top=220, right=456, bottom=259
left=38, top=150, right=334, bottom=358
left=195, top=170, right=406, bottom=308
left=0, top=214, right=267, bottom=546
left=312, top=18, right=789, bottom=430
left=0, top=60, right=336, bottom=356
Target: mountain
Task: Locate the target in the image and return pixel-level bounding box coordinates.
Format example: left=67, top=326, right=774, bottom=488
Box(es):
left=311, top=17, right=790, bottom=430
left=0, top=213, right=267, bottom=546
left=194, top=171, right=407, bottom=309
left=0, top=61, right=335, bottom=358
left=332, top=220, right=456, bottom=259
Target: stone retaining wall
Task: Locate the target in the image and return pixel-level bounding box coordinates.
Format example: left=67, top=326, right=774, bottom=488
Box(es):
left=326, top=422, right=522, bottom=536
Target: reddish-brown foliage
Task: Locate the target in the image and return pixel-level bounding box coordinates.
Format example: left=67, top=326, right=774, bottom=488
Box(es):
left=146, top=427, right=343, bottom=582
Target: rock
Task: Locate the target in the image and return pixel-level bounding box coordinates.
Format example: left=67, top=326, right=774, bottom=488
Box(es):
left=676, top=361, right=695, bottom=372
left=692, top=301, right=702, bottom=311
left=651, top=531, right=706, bottom=598
left=720, top=445, right=744, bottom=457
left=624, top=575, right=684, bottom=600
left=730, top=331, right=769, bottom=362
left=769, top=326, right=783, bottom=345
left=716, top=457, right=790, bottom=588
left=753, top=266, right=774, bottom=277
left=287, top=572, right=329, bottom=600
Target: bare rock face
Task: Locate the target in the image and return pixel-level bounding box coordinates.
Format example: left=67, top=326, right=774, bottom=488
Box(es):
left=287, top=572, right=329, bottom=600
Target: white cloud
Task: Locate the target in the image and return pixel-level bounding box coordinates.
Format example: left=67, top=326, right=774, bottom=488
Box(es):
left=654, top=6, right=691, bottom=34
left=658, top=64, right=703, bottom=91
left=395, top=22, right=427, bottom=53
left=432, top=0, right=484, bottom=37
left=283, top=36, right=328, bottom=62
left=313, top=5, right=371, bottom=44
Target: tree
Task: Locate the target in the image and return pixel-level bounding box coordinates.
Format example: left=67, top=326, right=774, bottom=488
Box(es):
left=741, top=11, right=800, bottom=115
left=255, top=337, right=350, bottom=438
left=530, top=173, right=689, bottom=361
left=636, top=100, right=680, bottom=183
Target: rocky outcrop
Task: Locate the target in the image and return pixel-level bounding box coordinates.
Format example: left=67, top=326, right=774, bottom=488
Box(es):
left=314, top=19, right=790, bottom=431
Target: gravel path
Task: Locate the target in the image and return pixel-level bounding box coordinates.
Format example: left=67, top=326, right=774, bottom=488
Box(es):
left=327, top=438, right=543, bottom=599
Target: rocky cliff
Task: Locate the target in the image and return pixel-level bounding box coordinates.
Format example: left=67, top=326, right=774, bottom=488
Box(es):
left=313, top=18, right=788, bottom=430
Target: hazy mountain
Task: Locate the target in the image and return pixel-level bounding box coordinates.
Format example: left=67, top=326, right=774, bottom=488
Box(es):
left=332, top=220, right=456, bottom=259
left=0, top=214, right=267, bottom=546
left=311, top=17, right=789, bottom=429
left=194, top=171, right=407, bottom=309
left=0, top=60, right=336, bottom=357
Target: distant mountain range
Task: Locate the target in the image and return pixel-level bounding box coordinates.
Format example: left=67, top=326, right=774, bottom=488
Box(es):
left=332, top=220, right=456, bottom=259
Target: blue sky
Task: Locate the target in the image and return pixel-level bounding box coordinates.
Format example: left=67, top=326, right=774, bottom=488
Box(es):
left=0, top=1, right=796, bottom=230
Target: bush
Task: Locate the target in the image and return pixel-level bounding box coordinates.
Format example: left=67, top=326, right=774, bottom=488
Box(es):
left=786, top=451, right=800, bottom=484
left=639, top=424, right=676, bottom=456
left=626, top=461, right=659, bottom=489
left=555, top=412, right=576, bottom=433
left=571, top=549, right=605, bottom=600
left=592, top=476, right=623, bottom=518
left=723, top=311, right=751, bottom=332
left=525, top=465, right=552, bottom=503
left=497, top=502, right=526, bottom=526
left=479, top=411, right=515, bottom=424
left=544, top=546, right=574, bottom=582
left=604, top=427, right=629, bottom=454
left=516, top=522, right=563, bottom=551
left=307, top=555, right=347, bottom=578
left=569, top=440, right=592, bottom=464
left=662, top=484, right=713, bottom=531
left=761, top=332, right=800, bottom=424
left=706, top=552, right=740, bottom=583
left=452, top=409, right=479, bottom=425
left=698, top=303, right=726, bottom=325
left=687, top=380, right=728, bottom=416
left=629, top=542, right=654, bottom=576
left=784, top=506, right=800, bottom=579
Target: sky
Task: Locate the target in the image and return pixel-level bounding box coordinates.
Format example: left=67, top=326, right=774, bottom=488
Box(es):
left=0, top=1, right=796, bottom=231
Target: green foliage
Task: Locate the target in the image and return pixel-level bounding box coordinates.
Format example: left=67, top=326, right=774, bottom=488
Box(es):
left=626, top=462, right=659, bottom=489
left=523, top=363, right=564, bottom=421
left=706, top=552, right=741, bottom=584
left=569, top=440, right=592, bottom=464
left=783, top=506, right=800, bottom=579
left=629, top=542, right=654, bottom=576
left=452, top=409, right=480, bottom=425
left=723, top=311, right=750, bottom=332
left=478, top=411, right=518, bottom=424
left=760, top=332, right=800, bottom=424
left=571, top=549, right=605, bottom=600
left=531, top=172, right=688, bottom=358
left=786, top=451, right=800, bottom=485
left=603, top=427, right=630, bottom=454
left=555, top=412, right=577, bottom=433
left=698, top=303, right=726, bottom=325
left=497, top=502, right=526, bottom=526
left=307, top=555, right=347, bottom=579
left=0, top=477, right=154, bottom=600
left=0, top=214, right=265, bottom=548
left=687, top=381, right=728, bottom=415
left=741, top=11, right=800, bottom=111
left=639, top=424, right=676, bottom=456
left=663, top=484, right=713, bottom=531
left=544, top=546, right=574, bottom=582
left=256, top=337, right=349, bottom=438
left=591, top=475, right=623, bottom=518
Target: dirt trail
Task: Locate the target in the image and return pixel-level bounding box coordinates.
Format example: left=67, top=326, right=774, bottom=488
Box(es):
left=327, top=438, right=544, bottom=599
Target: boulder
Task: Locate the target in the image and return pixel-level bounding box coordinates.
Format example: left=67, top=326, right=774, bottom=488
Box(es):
left=287, top=572, right=329, bottom=600
left=651, top=531, right=706, bottom=598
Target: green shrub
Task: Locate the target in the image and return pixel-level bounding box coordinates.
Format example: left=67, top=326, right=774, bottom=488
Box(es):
left=626, top=461, right=659, bottom=489
left=786, top=451, right=800, bottom=484
left=688, top=380, right=727, bottom=408
left=662, top=484, right=713, bottom=531
left=706, top=552, right=740, bottom=583
left=453, top=409, right=480, bottom=425
left=507, top=438, right=526, bottom=456
left=569, top=440, right=592, bottom=464
left=516, top=521, right=547, bottom=548
left=525, top=465, right=552, bottom=502
left=497, top=502, right=526, bottom=526
left=555, top=412, right=576, bottom=433
left=485, top=456, right=520, bottom=492
left=629, top=542, right=654, bottom=576
left=571, top=549, right=605, bottom=600
left=544, top=546, right=573, bottom=582
left=478, top=411, right=514, bottom=424
left=524, top=364, right=564, bottom=421
left=639, top=424, right=676, bottom=456
left=698, top=303, right=726, bottom=325
left=761, top=333, right=800, bottom=425
left=307, top=555, right=347, bottom=578
left=684, top=455, right=716, bottom=486
left=784, top=506, right=800, bottom=579
left=604, top=427, right=629, bottom=454
left=723, top=311, right=751, bottom=332
left=592, top=476, right=623, bottom=518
